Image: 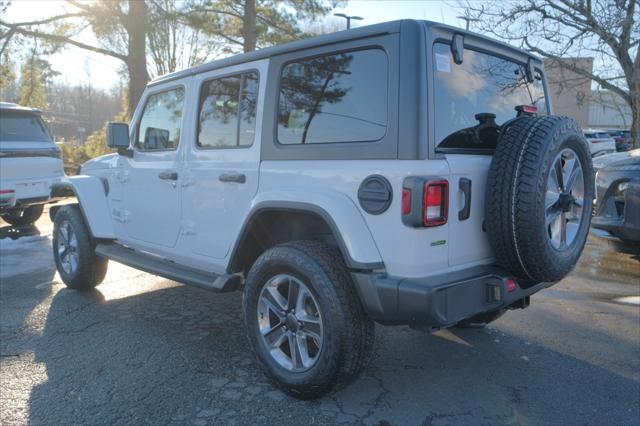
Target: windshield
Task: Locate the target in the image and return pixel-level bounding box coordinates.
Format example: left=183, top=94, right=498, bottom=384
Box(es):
left=0, top=111, right=53, bottom=142
left=433, top=43, right=547, bottom=151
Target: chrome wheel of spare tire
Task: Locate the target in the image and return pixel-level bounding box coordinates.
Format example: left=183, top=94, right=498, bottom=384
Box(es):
left=257, top=274, right=323, bottom=372
left=545, top=148, right=585, bottom=250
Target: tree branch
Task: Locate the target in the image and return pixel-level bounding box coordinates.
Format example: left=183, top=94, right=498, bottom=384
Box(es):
left=2, top=12, right=87, bottom=28
left=524, top=38, right=630, bottom=102
left=0, top=19, right=127, bottom=61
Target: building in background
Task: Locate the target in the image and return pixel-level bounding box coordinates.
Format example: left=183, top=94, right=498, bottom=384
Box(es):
left=543, top=57, right=631, bottom=131
left=543, top=58, right=593, bottom=128
left=589, top=90, right=632, bottom=130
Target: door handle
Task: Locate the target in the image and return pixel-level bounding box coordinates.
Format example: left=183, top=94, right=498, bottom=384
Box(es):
left=458, top=178, right=472, bottom=221
left=219, top=172, right=246, bottom=184
left=158, top=171, right=178, bottom=181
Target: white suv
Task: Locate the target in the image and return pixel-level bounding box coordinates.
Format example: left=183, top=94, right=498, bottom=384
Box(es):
left=0, top=102, right=64, bottom=226
left=49, top=20, right=594, bottom=398
left=583, top=129, right=617, bottom=157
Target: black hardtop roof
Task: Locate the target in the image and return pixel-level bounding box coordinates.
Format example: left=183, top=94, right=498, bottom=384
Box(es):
left=149, top=19, right=540, bottom=87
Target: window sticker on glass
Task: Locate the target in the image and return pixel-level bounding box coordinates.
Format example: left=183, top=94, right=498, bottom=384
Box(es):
left=435, top=53, right=451, bottom=73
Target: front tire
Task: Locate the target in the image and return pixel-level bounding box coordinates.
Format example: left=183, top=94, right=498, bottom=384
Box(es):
left=1, top=204, right=44, bottom=226
left=52, top=205, right=108, bottom=290
left=243, top=241, right=374, bottom=399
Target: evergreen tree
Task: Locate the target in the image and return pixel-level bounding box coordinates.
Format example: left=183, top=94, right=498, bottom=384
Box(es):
left=18, top=56, right=48, bottom=109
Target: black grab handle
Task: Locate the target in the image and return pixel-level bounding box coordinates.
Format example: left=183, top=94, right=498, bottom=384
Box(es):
left=158, top=171, right=178, bottom=181
left=219, top=172, right=246, bottom=184
left=458, top=178, right=472, bottom=221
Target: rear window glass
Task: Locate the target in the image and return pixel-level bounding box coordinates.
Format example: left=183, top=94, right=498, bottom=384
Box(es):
left=0, top=111, right=53, bottom=142
left=198, top=71, right=259, bottom=148
left=277, top=48, right=388, bottom=145
left=433, top=43, right=547, bottom=151
left=585, top=133, right=611, bottom=138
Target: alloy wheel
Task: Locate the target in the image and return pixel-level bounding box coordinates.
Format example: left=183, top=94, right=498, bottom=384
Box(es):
left=57, top=221, right=79, bottom=274
left=545, top=148, right=585, bottom=250
left=257, top=274, right=323, bottom=372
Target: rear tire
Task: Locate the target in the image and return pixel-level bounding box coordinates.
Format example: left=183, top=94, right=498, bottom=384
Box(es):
left=486, top=116, right=594, bottom=283
left=243, top=240, right=375, bottom=399
left=1, top=204, right=44, bottom=226
left=52, top=205, right=108, bottom=290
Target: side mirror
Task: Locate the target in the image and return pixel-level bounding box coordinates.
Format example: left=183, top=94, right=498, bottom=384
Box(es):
left=107, top=122, right=130, bottom=148
left=107, top=122, right=133, bottom=157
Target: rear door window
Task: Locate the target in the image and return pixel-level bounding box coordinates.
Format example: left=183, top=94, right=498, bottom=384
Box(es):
left=277, top=48, right=388, bottom=145
left=433, top=43, right=547, bottom=151
left=0, top=111, right=52, bottom=142
left=198, top=71, right=259, bottom=149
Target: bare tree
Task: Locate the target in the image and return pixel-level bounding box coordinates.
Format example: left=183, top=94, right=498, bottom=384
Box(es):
left=147, top=0, right=221, bottom=76
left=462, top=0, right=639, bottom=148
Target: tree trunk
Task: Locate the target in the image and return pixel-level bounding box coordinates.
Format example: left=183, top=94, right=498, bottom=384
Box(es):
left=630, top=96, right=639, bottom=150
left=242, top=0, right=257, bottom=52
left=125, top=0, right=150, bottom=117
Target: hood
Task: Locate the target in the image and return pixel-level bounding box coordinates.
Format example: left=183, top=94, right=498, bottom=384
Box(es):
left=81, top=153, right=119, bottom=173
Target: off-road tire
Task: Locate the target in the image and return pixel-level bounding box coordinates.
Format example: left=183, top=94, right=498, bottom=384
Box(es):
left=486, top=116, right=594, bottom=284
left=1, top=204, right=44, bottom=226
left=52, top=205, right=108, bottom=290
left=243, top=240, right=375, bottom=399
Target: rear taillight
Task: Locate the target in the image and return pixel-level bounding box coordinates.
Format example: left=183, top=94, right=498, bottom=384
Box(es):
left=0, top=189, right=15, bottom=195
left=401, top=189, right=412, bottom=215
left=515, top=104, right=538, bottom=117
left=423, top=180, right=448, bottom=226
left=402, top=177, right=449, bottom=228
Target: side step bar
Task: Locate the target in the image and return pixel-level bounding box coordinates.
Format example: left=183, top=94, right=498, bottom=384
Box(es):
left=95, top=243, right=241, bottom=293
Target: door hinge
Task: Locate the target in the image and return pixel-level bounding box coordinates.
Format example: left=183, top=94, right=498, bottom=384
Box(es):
left=112, top=208, right=131, bottom=223
left=116, top=170, right=129, bottom=183
left=181, top=174, right=196, bottom=188
left=181, top=221, right=196, bottom=236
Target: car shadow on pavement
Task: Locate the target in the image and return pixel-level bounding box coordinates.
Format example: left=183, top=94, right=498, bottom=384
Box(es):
left=0, top=227, right=55, bottom=356
left=25, top=283, right=640, bottom=425
left=0, top=224, right=42, bottom=240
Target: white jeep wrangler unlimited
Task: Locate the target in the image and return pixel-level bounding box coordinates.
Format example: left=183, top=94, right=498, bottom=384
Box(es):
left=50, top=20, right=594, bottom=399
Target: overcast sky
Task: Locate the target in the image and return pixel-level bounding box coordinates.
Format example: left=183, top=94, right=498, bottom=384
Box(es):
left=5, top=0, right=464, bottom=90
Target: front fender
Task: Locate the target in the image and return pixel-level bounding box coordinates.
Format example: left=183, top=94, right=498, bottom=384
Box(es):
left=50, top=176, right=115, bottom=239
left=247, top=190, right=384, bottom=269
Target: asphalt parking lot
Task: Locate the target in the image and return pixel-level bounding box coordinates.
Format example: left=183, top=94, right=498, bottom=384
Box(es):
left=1, top=210, right=639, bottom=425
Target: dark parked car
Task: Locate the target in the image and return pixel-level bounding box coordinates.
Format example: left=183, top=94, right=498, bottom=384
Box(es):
left=606, top=129, right=632, bottom=152
left=592, top=153, right=640, bottom=244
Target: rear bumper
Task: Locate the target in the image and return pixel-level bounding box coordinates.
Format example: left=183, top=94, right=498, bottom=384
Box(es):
left=352, top=265, right=548, bottom=327
left=0, top=178, right=60, bottom=212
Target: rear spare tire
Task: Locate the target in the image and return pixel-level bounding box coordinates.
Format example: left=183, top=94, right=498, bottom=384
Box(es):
left=486, top=116, right=594, bottom=283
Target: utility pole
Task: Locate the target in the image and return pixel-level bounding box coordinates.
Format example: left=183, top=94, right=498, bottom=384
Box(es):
left=457, top=15, right=478, bottom=30
left=333, top=13, right=363, bottom=30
